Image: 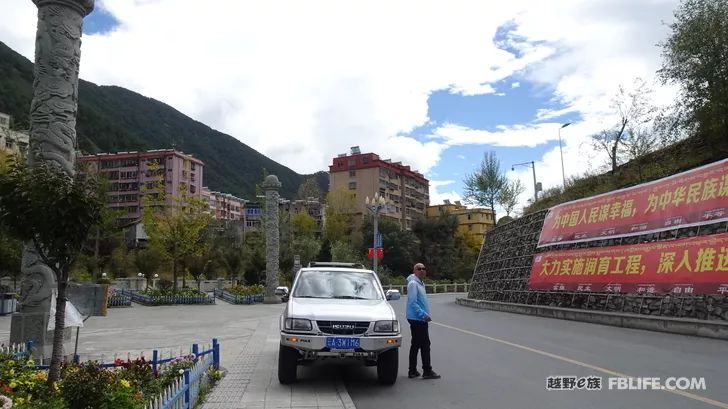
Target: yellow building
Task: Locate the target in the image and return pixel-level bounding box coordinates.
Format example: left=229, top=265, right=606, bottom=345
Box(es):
left=426, top=200, right=495, bottom=243
left=329, top=146, right=429, bottom=230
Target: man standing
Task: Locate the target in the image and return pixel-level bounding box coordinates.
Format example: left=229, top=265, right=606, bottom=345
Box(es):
left=406, top=263, right=441, bottom=379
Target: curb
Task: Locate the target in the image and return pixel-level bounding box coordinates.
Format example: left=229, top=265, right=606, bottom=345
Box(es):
left=456, top=298, right=728, bottom=340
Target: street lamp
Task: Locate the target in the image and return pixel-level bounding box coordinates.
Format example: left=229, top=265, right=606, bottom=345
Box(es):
left=365, top=193, right=388, bottom=273
left=512, top=161, right=539, bottom=203
left=558, top=122, right=571, bottom=187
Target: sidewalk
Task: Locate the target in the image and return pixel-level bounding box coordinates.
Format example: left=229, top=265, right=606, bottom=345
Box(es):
left=201, top=318, right=356, bottom=409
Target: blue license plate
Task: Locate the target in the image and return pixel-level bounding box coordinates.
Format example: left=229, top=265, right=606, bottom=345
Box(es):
left=326, top=337, right=360, bottom=349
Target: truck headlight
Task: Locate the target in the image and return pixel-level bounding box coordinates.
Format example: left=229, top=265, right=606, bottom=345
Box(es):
left=284, top=318, right=312, bottom=331
left=374, top=320, right=399, bottom=332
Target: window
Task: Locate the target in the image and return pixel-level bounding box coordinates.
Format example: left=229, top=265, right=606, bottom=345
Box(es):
left=467, top=214, right=472, bottom=220
left=348, top=182, right=357, bottom=190
left=190, top=185, right=197, bottom=193
left=293, top=271, right=382, bottom=300
left=349, top=170, right=356, bottom=177
left=363, top=156, right=369, bottom=164
left=348, top=159, right=356, bottom=167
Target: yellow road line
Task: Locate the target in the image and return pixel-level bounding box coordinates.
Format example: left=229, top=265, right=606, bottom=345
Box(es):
left=432, top=321, right=728, bottom=409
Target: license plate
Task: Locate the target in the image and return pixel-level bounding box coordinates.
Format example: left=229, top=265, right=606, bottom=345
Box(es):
left=326, top=337, right=360, bottom=350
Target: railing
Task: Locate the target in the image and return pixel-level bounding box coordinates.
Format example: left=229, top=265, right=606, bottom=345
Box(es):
left=107, top=292, right=132, bottom=308
left=146, top=341, right=219, bottom=409
left=213, top=288, right=264, bottom=304
left=383, top=283, right=470, bottom=295
left=122, top=289, right=216, bottom=305
left=0, top=341, right=33, bottom=358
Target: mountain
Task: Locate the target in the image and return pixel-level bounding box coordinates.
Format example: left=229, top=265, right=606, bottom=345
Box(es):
left=0, top=41, right=328, bottom=199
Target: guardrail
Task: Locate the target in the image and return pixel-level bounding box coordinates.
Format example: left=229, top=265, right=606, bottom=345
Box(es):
left=213, top=288, right=264, bottom=304
left=121, top=289, right=216, bottom=306
left=107, top=292, right=132, bottom=308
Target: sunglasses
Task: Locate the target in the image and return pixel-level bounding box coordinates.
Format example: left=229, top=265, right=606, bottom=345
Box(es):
left=417, top=267, right=426, bottom=271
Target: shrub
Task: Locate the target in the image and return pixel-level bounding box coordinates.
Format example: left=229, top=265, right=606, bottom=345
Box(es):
left=61, top=362, right=115, bottom=409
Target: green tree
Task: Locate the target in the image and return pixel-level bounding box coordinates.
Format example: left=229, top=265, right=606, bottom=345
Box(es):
left=0, top=162, right=102, bottom=384
left=323, top=187, right=358, bottom=243
left=411, top=213, right=459, bottom=280
left=242, top=231, right=266, bottom=284
left=291, top=211, right=317, bottom=237
left=452, top=230, right=481, bottom=282
left=498, top=179, right=526, bottom=217
left=659, top=0, right=728, bottom=140
left=463, top=151, right=507, bottom=218
left=184, top=248, right=215, bottom=291
left=142, top=185, right=214, bottom=293
left=330, top=240, right=361, bottom=263
left=134, top=246, right=165, bottom=287
left=0, top=232, right=22, bottom=288
left=361, top=217, right=418, bottom=275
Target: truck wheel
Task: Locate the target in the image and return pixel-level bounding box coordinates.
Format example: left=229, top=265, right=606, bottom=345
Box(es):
left=377, top=348, right=399, bottom=385
left=278, top=345, right=299, bottom=384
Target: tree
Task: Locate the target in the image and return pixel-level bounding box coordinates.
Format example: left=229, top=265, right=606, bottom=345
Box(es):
left=297, top=177, right=323, bottom=200
left=241, top=231, right=266, bottom=284
left=133, top=246, right=165, bottom=288
left=453, top=230, right=481, bottom=281
left=463, top=151, right=507, bottom=217
left=498, top=179, right=526, bottom=217
left=0, top=232, right=22, bottom=288
left=0, top=162, right=102, bottom=384
left=323, top=187, right=359, bottom=243
left=291, top=211, right=317, bottom=237
left=591, top=78, right=658, bottom=172
left=411, top=213, right=459, bottom=280
left=184, top=249, right=215, bottom=292
left=659, top=0, right=728, bottom=140
left=142, top=184, right=214, bottom=293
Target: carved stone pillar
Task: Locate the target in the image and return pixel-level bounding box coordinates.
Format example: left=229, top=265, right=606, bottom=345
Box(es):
left=263, top=175, right=281, bottom=304
left=10, top=0, right=94, bottom=360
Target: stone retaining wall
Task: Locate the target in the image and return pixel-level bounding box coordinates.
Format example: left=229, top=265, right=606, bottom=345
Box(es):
left=469, top=210, right=728, bottom=322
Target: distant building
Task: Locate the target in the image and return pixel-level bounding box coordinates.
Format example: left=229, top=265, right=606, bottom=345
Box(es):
left=426, top=200, right=495, bottom=244
left=244, top=201, right=263, bottom=232
left=0, top=113, right=29, bottom=156
left=280, top=197, right=326, bottom=235
left=79, top=149, right=205, bottom=228
left=203, top=188, right=246, bottom=221
left=329, top=146, right=429, bottom=230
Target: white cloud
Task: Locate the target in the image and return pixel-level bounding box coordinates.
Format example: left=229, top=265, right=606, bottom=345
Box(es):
left=428, top=180, right=463, bottom=206
left=0, top=0, right=681, bottom=197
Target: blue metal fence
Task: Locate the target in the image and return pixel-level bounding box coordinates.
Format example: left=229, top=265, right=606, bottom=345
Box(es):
left=107, top=292, right=132, bottom=307
left=122, top=289, right=216, bottom=305
left=213, top=288, right=264, bottom=304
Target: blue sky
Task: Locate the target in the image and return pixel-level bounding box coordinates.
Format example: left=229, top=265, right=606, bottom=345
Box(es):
left=1, top=0, right=680, bottom=214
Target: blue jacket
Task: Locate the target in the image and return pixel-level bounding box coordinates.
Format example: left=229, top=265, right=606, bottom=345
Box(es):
left=406, top=274, right=431, bottom=321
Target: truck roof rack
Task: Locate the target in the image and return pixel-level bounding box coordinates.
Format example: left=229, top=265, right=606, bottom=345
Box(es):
left=307, top=261, right=366, bottom=269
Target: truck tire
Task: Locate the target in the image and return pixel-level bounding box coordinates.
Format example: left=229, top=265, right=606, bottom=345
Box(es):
left=376, top=348, right=399, bottom=385
left=278, top=345, right=299, bottom=384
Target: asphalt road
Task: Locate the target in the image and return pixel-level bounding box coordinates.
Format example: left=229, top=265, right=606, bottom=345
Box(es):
left=339, top=294, right=728, bottom=409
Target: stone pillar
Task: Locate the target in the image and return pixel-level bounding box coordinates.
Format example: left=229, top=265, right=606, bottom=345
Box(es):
left=263, top=175, right=281, bottom=304
left=10, top=0, right=94, bottom=361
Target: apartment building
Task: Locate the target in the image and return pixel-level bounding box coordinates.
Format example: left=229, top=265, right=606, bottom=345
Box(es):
left=329, top=146, right=429, bottom=229
left=203, top=188, right=246, bottom=221
left=0, top=113, right=29, bottom=156
left=79, top=149, right=204, bottom=226
left=426, top=199, right=495, bottom=244
left=280, top=198, right=326, bottom=235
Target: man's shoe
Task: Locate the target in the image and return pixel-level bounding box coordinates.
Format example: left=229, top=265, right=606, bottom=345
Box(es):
left=422, top=371, right=441, bottom=379
left=408, top=370, right=421, bottom=378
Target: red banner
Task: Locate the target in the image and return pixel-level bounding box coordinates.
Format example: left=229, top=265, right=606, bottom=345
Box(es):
left=538, top=159, right=728, bottom=247
left=529, top=233, right=728, bottom=295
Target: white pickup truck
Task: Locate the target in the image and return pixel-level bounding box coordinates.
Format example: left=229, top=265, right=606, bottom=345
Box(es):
left=278, top=263, right=402, bottom=385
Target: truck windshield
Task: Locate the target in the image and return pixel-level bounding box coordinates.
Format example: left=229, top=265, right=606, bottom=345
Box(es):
left=293, top=270, right=382, bottom=300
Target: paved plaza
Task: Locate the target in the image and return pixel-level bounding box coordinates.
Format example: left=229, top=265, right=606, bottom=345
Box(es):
left=0, top=302, right=356, bottom=409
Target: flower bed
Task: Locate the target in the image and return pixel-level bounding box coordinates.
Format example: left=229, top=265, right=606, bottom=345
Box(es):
left=122, top=289, right=215, bottom=306
left=0, top=342, right=221, bottom=408
left=214, top=285, right=265, bottom=304
left=107, top=290, right=132, bottom=308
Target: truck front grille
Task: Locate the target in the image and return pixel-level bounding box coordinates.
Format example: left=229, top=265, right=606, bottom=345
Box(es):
left=316, top=321, right=370, bottom=335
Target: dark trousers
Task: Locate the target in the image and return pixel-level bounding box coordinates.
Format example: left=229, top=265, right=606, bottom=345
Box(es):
left=408, top=319, right=431, bottom=373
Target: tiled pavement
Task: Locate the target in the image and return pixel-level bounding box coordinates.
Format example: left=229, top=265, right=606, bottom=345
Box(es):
left=201, top=318, right=356, bottom=409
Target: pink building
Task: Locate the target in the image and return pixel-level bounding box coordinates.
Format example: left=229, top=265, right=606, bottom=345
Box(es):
left=202, top=187, right=246, bottom=221
left=79, top=149, right=204, bottom=226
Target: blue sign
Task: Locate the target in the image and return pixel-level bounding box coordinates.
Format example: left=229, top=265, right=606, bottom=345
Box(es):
left=375, top=233, right=383, bottom=248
